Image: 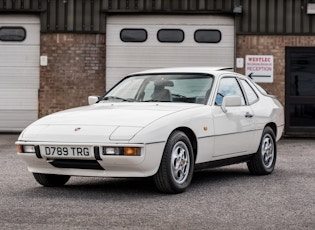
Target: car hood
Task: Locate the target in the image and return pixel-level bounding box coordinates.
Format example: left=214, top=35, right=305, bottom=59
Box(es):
left=19, top=102, right=200, bottom=143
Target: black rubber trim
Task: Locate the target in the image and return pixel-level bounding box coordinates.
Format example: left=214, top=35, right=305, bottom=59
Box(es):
left=49, top=159, right=104, bottom=170
left=195, top=154, right=254, bottom=171
left=94, top=146, right=102, bottom=160
left=34, top=145, right=42, bottom=159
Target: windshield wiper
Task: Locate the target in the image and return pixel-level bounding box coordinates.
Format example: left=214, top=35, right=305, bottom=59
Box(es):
left=103, top=96, right=135, bottom=102
left=171, top=93, right=187, bottom=98
left=143, top=99, right=173, bottom=102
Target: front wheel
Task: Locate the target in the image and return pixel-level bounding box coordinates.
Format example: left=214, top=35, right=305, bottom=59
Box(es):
left=153, top=131, right=194, bottom=194
left=247, top=127, right=277, bottom=175
left=33, top=173, right=70, bottom=187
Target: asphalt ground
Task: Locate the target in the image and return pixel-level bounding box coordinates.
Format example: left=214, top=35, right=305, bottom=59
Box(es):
left=0, top=134, right=314, bottom=230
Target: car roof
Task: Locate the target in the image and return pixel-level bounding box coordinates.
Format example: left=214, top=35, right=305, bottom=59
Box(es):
left=129, top=67, right=235, bottom=76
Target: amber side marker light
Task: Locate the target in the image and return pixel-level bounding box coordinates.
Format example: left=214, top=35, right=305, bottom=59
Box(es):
left=17, top=145, right=23, bottom=153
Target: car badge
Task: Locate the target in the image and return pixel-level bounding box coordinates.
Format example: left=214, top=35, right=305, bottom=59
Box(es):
left=74, top=127, right=81, bottom=132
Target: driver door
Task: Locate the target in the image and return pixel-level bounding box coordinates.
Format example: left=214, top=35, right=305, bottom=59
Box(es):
left=212, top=76, right=255, bottom=158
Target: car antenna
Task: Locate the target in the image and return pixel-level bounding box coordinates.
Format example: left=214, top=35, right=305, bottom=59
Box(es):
left=248, top=72, right=253, bottom=79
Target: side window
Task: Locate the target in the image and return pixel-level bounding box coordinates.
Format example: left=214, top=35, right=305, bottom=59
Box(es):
left=157, top=29, right=184, bottom=43
left=215, top=77, right=246, bottom=106
left=0, top=27, right=26, bottom=42
left=240, top=79, right=259, bottom=105
left=120, top=29, right=147, bottom=42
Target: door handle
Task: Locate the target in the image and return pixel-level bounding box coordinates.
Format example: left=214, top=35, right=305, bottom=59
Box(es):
left=245, top=112, right=253, bottom=118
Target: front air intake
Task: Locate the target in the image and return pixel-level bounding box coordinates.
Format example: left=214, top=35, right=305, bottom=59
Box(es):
left=49, top=159, right=104, bottom=170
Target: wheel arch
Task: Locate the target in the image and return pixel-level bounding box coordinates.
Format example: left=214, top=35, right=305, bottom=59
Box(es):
left=173, top=127, right=198, bottom=163
left=265, top=122, right=277, bottom=138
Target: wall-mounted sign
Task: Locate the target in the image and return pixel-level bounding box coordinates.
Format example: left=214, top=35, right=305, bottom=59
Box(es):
left=236, top=57, right=244, bottom=68
left=245, top=55, right=274, bottom=83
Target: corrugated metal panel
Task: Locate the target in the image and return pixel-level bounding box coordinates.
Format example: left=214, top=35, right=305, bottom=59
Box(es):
left=0, top=15, right=40, bottom=131
left=0, top=89, right=38, bottom=110
left=0, top=46, right=39, bottom=66
left=106, top=15, right=234, bottom=89
left=104, top=0, right=234, bottom=11
left=0, top=1, right=314, bottom=34
left=0, top=67, right=39, bottom=89
left=237, top=0, right=315, bottom=34
left=0, top=111, right=38, bottom=132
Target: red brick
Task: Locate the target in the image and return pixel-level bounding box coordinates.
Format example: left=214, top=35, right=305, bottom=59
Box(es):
left=39, top=34, right=106, bottom=117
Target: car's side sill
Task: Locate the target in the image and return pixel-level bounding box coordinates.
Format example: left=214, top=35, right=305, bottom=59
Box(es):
left=194, top=154, right=254, bottom=171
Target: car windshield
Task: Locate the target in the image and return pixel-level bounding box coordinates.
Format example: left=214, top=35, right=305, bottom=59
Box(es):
left=101, top=73, right=214, bottom=104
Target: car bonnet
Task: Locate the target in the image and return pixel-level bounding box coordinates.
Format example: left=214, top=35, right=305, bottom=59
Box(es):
left=18, top=102, right=200, bottom=142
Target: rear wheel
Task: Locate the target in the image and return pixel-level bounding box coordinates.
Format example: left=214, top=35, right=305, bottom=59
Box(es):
left=33, top=173, right=70, bottom=187
left=247, top=127, right=277, bottom=175
left=153, top=131, right=194, bottom=194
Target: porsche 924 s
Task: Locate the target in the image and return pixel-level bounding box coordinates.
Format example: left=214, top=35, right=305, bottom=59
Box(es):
left=16, top=67, right=284, bottom=193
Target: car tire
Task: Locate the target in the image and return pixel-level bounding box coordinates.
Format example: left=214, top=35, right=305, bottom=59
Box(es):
left=33, top=173, right=70, bottom=187
left=247, top=127, right=277, bottom=175
left=153, top=131, right=194, bottom=194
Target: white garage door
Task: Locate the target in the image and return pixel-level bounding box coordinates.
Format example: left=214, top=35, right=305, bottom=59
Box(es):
left=0, top=15, right=40, bottom=132
left=106, top=15, right=234, bottom=90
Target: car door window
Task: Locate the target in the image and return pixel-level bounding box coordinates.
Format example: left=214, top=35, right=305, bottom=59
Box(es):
left=215, top=77, right=246, bottom=106
left=240, top=79, right=259, bottom=105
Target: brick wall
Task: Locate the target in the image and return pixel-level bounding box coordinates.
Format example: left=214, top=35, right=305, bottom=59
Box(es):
left=39, top=34, right=106, bottom=117
left=236, top=35, right=315, bottom=106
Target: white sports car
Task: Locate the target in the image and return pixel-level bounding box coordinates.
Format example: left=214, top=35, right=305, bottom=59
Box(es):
left=16, top=67, right=284, bottom=193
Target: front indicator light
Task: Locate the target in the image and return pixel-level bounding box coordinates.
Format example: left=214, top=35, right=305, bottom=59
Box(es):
left=17, top=145, right=23, bottom=153
left=103, top=147, right=140, bottom=156
left=123, top=147, right=140, bottom=156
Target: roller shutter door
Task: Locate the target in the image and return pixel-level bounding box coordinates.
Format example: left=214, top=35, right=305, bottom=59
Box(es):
left=106, top=15, right=235, bottom=90
left=0, top=15, right=40, bottom=132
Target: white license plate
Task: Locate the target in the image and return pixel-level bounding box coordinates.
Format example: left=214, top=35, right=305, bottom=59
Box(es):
left=41, top=146, right=92, bottom=159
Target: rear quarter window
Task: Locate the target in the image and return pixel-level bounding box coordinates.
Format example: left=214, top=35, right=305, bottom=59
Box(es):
left=240, top=79, right=259, bottom=104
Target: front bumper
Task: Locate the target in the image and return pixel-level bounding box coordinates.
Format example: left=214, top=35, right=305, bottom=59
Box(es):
left=17, top=142, right=165, bottom=178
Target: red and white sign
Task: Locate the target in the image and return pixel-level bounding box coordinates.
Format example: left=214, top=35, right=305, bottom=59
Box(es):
left=245, top=55, right=274, bottom=83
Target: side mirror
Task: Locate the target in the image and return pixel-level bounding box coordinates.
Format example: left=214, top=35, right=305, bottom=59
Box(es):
left=88, top=96, right=100, bottom=105
left=221, top=95, right=242, bottom=113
